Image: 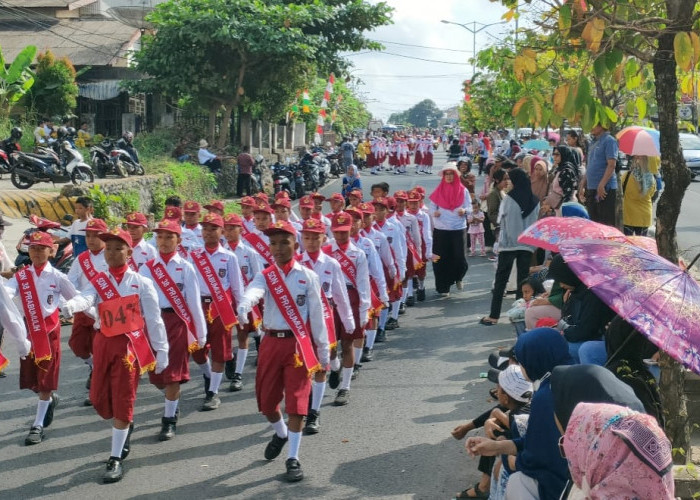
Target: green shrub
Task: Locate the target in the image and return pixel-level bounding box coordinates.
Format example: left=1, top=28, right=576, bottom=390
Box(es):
left=133, top=128, right=178, bottom=162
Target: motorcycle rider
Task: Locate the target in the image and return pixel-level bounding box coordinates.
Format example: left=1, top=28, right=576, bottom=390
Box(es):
left=116, top=131, right=140, bottom=165
left=2, top=127, right=22, bottom=155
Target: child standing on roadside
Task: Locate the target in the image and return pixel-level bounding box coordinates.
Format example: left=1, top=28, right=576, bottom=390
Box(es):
left=468, top=199, right=486, bottom=257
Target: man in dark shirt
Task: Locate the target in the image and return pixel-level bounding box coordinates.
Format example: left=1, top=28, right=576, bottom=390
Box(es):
left=236, top=145, right=254, bottom=197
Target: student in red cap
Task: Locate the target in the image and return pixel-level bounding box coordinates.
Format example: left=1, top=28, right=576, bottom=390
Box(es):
left=310, top=193, right=333, bottom=229
left=189, top=213, right=245, bottom=410
left=222, top=212, right=264, bottom=390
left=296, top=217, right=355, bottom=433
left=6, top=231, right=78, bottom=445
left=253, top=191, right=270, bottom=204
left=239, top=196, right=257, bottom=235
left=140, top=219, right=207, bottom=440
left=275, top=191, right=301, bottom=222
left=62, top=228, right=168, bottom=483
left=0, top=276, right=31, bottom=379
left=125, top=212, right=157, bottom=271
left=204, top=200, right=225, bottom=216
left=299, top=195, right=332, bottom=239
left=407, top=190, right=433, bottom=302
left=237, top=220, right=330, bottom=482
left=66, top=217, right=108, bottom=405
left=325, top=192, right=346, bottom=217
left=182, top=201, right=204, bottom=251
left=243, top=201, right=275, bottom=268
left=348, top=188, right=363, bottom=208
left=393, top=191, right=423, bottom=309
left=324, top=212, right=370, bottom=406
left=272, top=197, right=303, bottom=234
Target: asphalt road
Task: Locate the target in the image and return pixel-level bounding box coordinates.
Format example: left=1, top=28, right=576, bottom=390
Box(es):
left=0, top=150, right=515, bottom=499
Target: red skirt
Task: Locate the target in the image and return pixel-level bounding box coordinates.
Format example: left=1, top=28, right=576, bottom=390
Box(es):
left=90, top=331, right=141, bottom=422
left=19, top=322, right=61, bottom=393
left=255, top=336, right=311, bottom=416
left=68, top=312, right=96, bottom=360
left=149, top=311, right=190, bottom=388
left=414, top=151, right=423, bottom=165
left=424, top=151, right=434, bottom=166
left=367, top=152, right=377, bottom=168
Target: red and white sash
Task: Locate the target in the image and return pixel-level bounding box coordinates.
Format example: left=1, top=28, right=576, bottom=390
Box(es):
left=190, top=249, right=238, bottom=330
left=323, top=245, right=357, bottom=288
left=298, top=256, right=337, bottom=349
left=146, top=260, right=200, bottom=352
left=79, top=252, right=101, bottom=282
left=0, top=349, right=8, bottom=371
left=240, top=222, right=251, bottom=237
left=90, top=272, right=156, bottom=374
left=15, top=268, right=52, bottom=366
left=244, top=232, right=273, bottom=267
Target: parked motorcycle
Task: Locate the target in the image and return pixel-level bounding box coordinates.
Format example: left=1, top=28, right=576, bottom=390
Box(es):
left=271, top=161, right=294, bottom=199
left=249, top=154, right=265, bottom=194
left=0, top=127, right=22, bottom=175
left=292, top=163, right=306, bottom=199
left=15, top=214, right=74, bottom=273
left=299, top=152, right=320, bottom=192
left=327, top=152, right=342, bottom=178
left=90, top=139, right=144, bottom=178
left=313, top=153, right=331, bottom=187
left=10, top=140, right=94, bottom=189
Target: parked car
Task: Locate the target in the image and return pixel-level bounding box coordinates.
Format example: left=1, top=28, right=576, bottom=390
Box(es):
left=679, top=132, right=700, bottom=180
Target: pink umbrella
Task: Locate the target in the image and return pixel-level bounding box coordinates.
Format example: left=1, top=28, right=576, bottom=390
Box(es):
left=518, top=216, right=624, bottom=252
left=615, top=126, right=660, bottom=156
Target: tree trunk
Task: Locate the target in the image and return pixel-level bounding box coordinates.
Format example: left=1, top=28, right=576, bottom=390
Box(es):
left=653, top=0, right=694, bottom=464
left=216, top=103, right=233, bottom=149
left=207, top=102, right=218, bottom=148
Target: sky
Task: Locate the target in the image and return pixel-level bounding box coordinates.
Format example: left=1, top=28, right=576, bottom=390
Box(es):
left=346, top=0, right=512, bottom=122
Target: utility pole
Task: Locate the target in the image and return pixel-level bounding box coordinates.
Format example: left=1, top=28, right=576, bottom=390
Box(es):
left=440, top=19, right=507, bottom=80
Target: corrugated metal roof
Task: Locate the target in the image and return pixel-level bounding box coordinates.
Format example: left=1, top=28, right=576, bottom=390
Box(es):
left=1, top=0, right=97, bottom=7
left=0, top=19, right=139, bottom=66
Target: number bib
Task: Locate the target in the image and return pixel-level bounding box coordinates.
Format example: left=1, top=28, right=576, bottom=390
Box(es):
left=98, top=295, right=145, bottom=337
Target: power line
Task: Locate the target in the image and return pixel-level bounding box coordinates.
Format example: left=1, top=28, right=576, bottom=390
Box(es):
left=354, top=73, right=467, bottom=79
left=347, top=50, right=469, bottom=65
left=370, top=39, right=473, bottom=53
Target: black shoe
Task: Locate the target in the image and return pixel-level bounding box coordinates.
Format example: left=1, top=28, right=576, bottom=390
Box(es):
left=417, top=289, right=426, bottom=302
left=201, top=391, right=220, bottom=411
left=385, top=318, right=399, bottom=330
left=351, top=364, right=360, bottom=380
left=406, top=296, right=415, bottom=307
left=85, top=368, right=92, bottom=390
left=303, top=410, right=320, bottom=435
left=43, top=393, right=59, bottom=428
left=224, top=359, right=236, bottom=380
left=229, top=373, right=243, bottom=392
left=328, top=369, right=340, bottom=389
left=158, top=416, right=177, bottom=441
left=399, top=302, right=406, bottom=315
left=103, top=457, right=123, bottom=483
left=285, top=458, right=304, bottom=482
left=121, top=423, right=134, bottom=460
left=24, top=426, right=44, bottom=445
left=254, top=335, right=261, bottom=352
left=83, top=396, right=93, bottom=407
left=375, top=329, right=386, bottom=343
left=361, top=347, right=373, bottom=362
left=334, top=389, right=350, bottom=406
left=202, top=374, right=211, bottom=394
left=264, top=433, right=288, bottom=460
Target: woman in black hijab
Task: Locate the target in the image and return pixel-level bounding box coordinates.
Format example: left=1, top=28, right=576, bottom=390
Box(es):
left=544, top=145, right=581, bottom=216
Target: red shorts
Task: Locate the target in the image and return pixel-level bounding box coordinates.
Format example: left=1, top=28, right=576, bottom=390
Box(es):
left=191, top=305, right=232, bottom=365
left=19, top=323, right=61, bottom=393
left=416, top=261, right=427, bottom=280
left=385, top=267, right=402, bottom=302
left=235, top=311, right=256, bottom=343
left=255, top=335, right=311, bottom=416
left=338, top=287, right=364, bottom=341
left=90, top=331, right=140, bottom=422
left=149, top=311, right=190, bottom=389
left=68, top=312, right=96, bottom=360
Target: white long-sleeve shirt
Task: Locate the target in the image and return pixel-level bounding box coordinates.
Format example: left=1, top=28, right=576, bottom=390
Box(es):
left=352, top=234, right=389, bottom=303
left=189, top=245, right=244, bottom=305
left=67, top=250, right=107, bottom=291
left=6, top=263, right=77, bottom=318
left=131, top=239, right=158, bottom=269
left=396, top=211, right=422, bottom=251
left=198, top=148, right=217, bottom=165
left=0, top=276, right=29, bottom=353
left=377, top=219, right=407, bottom=280
left=412, top=210, right=433, bottom=259
left=139, top=253, right=207, bottom=345
left=429, top=193, right=472, bottom=231
left=298, top=251, right=355, bottom=333
left=226, top=239, right=264, bottom=285
left=362, top=226, right=396, bottom=279
left=238, top=261, right=329, bottom=366
left=325, top=241, right=371, bottom=324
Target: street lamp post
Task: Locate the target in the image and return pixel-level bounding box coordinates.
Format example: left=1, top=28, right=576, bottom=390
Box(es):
left=440, top=19, right=507, bottom=77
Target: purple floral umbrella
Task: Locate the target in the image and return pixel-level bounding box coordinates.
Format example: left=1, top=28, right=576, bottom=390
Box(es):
left=559, top=239, right=700, bottom=375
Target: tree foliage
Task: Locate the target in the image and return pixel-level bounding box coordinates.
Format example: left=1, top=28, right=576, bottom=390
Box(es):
left=26, top=50, right=78, bottom=119
left=0, top=45, right=36, bottom=118
left=389, top=99, right=443, bottom=128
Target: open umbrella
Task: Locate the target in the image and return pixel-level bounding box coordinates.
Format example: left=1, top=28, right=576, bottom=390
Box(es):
left=559, top=239, right=700, bottom=375
left=616, top=126, right=660, bottom=156
left=518, top=216, right=624, bottom=252
left=543, top=131, right=560, bottom=143
left=523, top=139, right=551, bottom=152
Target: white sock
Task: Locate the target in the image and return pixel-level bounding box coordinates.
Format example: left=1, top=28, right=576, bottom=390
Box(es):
left=199, top=360, right=212, bottom=379
left=311, top=381, right=325, bottom=411
left=340, top=367, right=353, bottom=390
left=235, top=348, right=248, bottom=374
left=110, top=427, right=129, bottom=458
left=33, top=399, right=50, bottom=428
left=365, top=330, right=377, bottom=349
left=85, top=356, right=93, bottom=369
left=391, top=301, right=400, bottom=320
left=330, top=357, right=341, bottom=372
left=287, top=430, right=302, bottom=460
left=164, top=398, right=178, bottom=418
left=401, top=286, right=409, bottom=302
left=406, top=279, right=414, bottom=296
left=209, top=371, right=223, bottom=393
left=379, top=308, right=389, bottom=329
left=272, top=418, right=288, bottom=438
left=418, top=279, right=425, bottom=291
left=353, top=347, right=363, bottom=364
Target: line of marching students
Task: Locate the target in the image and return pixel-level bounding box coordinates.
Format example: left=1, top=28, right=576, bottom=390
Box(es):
left=0, top=183, right=432, bottom=484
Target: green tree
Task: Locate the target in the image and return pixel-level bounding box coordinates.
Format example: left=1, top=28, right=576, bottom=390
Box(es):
left=404, top=99, right=443, bottom=128
left=388, top=110, right=409, bottom=125
left=0, top=45, right=36, bottom=118
left=26, top=50, right=78, bottom=119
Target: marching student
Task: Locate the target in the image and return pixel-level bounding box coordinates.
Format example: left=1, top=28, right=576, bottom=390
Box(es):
left=274, top=190, right=302, bottom=222
left=190, top=213, right=245, bottom=410
left=203, top=200, right=225, bottom=216
left=0, top=274, right=31, bottom=374
left=325, top=192, right=346, bottom=217
left=394, top=191, right=423, bottom=308
left=239, top=196, right=257, bottom=234
left=272, top=197, right=303, bottom=247
left=182, top=200, right=204, bottom=251
left=347, top=188, right=363, bottom=208
left=6, top=231, right=78, bottom=445
left=140, top=219, right=207, bottom=440
left=407, top=190, right=433, bottom=302
left=66, top=217, right=108, bottom=405
left=236, top=220, right=330, bottom=482
left=296, top=218, right=355, bottom=434
left=62, top=228, right=168, bottom=483
left=222, top=213, right=264, bottom=390
left=244, top=200, right=275, bottom=268
left=324, top=212, right=370, bottom=406
left=125, top=212, right=157, bottom=270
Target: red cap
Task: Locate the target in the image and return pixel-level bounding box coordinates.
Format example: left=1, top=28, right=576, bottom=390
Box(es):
left=331, top=212, right=352, bottom=232
left=125, top=212, right=148, bottom=227
left=299, top=195, right=314, bottom=208
left=204, top=200, right=225, bottom=212
left=98, top=228, right=133, bottom=247
left=386, top=196, right=397, bottom=210
left=393, top=190, right=408, bottom=200
left=263, top=220, right=297, bottom=237
left=348, top=188, right=363, bottom=199
left=275, top=191, right=291, bottom=201
left=82, top=218, right=108, bottom=233
left=201, top=213, right=224, bottom=227
left=153, top=218, right=182, bottom=235
left=29, top=231, right=55, bottom=248
left=414, top=185, right=426, bottom=197
left=183, top=200, right=201, bottom=213
left=253, top=201, right=274, bottom=214
left=272, top=198, right=291, bottom=209
left=164, top=206, right=182, bottom=221
left=311, top=192, right=326, bottom=201
left=345, top=207, right=363, bottom=220
left=223, top=213, right=243, bottom=227
left=408, top=190, right=422, bottom=202
left=254, top=192, right=270, bottom=203
left=327, top=192, right=345, bottom=203
left=372, top=197, right=389, bottom=208
left=301, top=218, right=326, bottom=234
left=359, top=202, right=375, bottom=214
left=240, top=196, right=257, bottom=208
